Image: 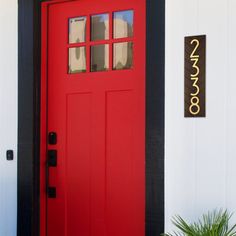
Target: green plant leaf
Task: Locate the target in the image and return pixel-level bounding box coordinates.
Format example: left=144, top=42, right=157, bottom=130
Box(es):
left=162, top=209, right=236, bottom=236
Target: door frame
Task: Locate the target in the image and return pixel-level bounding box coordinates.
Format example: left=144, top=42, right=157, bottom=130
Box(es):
left=17, top=0, right=165, bottom=235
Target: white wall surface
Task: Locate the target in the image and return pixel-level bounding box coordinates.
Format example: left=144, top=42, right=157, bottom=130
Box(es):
left=0, top=0, right=18, bottom=235
left=165, top=0, right=236, bottom=232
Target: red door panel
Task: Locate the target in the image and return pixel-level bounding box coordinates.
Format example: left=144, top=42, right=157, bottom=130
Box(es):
left=67, top=93, right=92, bottom=236
left=106, top=91, right=138, bottom=235
left=42, top=0, right=146, bottom=235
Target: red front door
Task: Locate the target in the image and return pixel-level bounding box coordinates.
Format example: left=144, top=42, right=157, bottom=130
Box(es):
left=41, top=0, right=146, bottom=235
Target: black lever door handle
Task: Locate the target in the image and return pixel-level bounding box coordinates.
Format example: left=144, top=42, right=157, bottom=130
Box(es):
left=46, top=150, right=57, bottom=198
left=48, top=150, right=57, bottom=167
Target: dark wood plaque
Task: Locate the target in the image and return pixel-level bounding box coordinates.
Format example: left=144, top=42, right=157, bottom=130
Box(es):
left=185, top=35, right=206, bottom=117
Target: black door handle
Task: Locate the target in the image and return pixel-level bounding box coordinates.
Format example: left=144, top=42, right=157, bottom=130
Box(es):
left=46, top=150, right=57, bottom=198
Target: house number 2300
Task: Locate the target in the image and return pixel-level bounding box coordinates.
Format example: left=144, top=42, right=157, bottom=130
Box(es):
left=189, top=39, right=200, bottom=115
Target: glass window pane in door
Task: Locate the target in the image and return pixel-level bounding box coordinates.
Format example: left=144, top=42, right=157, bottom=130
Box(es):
left=68, top=47, right=86, bottom=74
left=113, top=42, right=133, bottom=70
left=113, top=10, right=133, bottom=39
left=69, top=17, right=87, bottom=44
left=91, top=44, right=109, bottom=72
left=91, top=14, right=109, bottom=41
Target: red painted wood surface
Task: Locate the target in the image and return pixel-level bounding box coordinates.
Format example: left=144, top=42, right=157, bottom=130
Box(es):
left=41, top=0, right=146, bottom=235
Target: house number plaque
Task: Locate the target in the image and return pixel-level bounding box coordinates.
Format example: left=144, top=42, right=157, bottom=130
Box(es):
left=185, top=35, right=206, bottom=117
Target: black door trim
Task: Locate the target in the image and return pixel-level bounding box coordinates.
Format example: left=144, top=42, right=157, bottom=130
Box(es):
left=18, top=0, right=41, bottom=235
left=146, top=1, right=165, bottom=235
left=17, top=0, right=165, bottom=235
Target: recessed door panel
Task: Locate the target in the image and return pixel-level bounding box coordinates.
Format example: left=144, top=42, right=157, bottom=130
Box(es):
left=106, top=91, right=137, bottom=235
left=67, top=93, right=92, bottom=236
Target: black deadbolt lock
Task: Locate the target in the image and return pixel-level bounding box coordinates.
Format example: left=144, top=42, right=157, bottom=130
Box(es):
left=48, top=132, right=57, bottom=145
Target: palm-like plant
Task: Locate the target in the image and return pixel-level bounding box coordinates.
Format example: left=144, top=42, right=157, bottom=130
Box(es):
left=162, top=209, right=236, bottom=236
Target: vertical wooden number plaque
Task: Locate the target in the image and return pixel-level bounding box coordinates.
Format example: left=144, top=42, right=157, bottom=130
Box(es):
left=185, top=35, right=206, bottom=117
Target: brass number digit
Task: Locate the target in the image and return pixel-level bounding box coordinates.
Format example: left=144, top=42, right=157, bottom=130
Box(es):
left=190, top=39, right=200, bottom=58
left=189, top=97, right=200, bottom=115
left=190, top=77, right=200, bottom=96
left=191, top=57, right=200, bottom=77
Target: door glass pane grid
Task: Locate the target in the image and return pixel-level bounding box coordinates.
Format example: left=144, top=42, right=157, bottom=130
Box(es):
left=67, top=10, right=134, bottom=74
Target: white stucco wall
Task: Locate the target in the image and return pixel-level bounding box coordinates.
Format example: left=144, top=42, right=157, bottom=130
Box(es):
left=0, top=0, right=18, bottom=235
left=165, top=0, right=236, bottom=232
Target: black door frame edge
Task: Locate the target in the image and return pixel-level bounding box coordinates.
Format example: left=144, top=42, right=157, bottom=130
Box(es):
left=17, top=0, right=165, bottom=235
left=146, top=1, right=165, bottom=235
left=18, top=0, right=41, bottom=235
